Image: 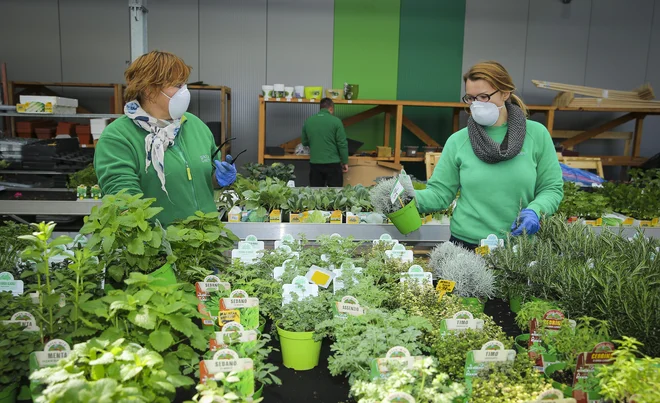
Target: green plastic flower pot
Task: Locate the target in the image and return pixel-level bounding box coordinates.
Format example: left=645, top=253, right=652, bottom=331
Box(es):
left=0, top=384, right=18, bottom=403
left=258, top=316, right=267, bottom=334
left=460, top=297, right=485, bottom=312
left=251, top=383, right=264, bottom=400
left=149, top=263, right=177, bottom=287
left=277, top=326, right=321, bottom=371
left=509, top=296, right=522, bottom=313
left=387, top=200, right=422, bottom=235
left=515, top=334, right=530, bottom=353
left=544, top=362, right=573, bottom=398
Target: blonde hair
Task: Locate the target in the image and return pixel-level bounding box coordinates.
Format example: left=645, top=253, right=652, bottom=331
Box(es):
left=463, top=61, right=528, bottom=116
left=124, top=51, right=192, bottom=103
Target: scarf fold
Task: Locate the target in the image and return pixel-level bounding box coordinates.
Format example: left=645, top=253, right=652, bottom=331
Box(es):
left=467, top=101, right=527, bottom=164
left=124, top=100, right=186, bottom=194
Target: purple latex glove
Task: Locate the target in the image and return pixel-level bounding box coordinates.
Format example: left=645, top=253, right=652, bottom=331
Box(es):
left=511, top=209, right=540, bottom=236
left=214, top=154, right=236, bottom=187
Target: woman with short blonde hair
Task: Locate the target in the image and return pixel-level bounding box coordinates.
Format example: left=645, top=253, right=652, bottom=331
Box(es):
left=94, top=51, right=236, bottom=226
left=412, top=61, right=563, bottom=249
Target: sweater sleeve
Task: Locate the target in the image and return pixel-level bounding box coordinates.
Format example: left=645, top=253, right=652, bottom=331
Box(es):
left=301, top=122, right=309, bottom=147
left=335, top=121, right=349, bottom=165
left=526, top=127, right=564, bottom=217
left=94, top=130, right=143, bottom=197
left=415, top=135, right=460, bottom=213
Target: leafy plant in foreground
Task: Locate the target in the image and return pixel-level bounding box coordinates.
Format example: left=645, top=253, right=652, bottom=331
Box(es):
left=0, top=221, right=31, bottom=274
left=514, top=300, right=558, bottom=333
left=187, top=371, right=259, bottom=403
left=0, top=322, right=42, bottom=396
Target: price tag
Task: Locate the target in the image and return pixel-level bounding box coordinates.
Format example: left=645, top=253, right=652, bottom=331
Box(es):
left=436, top=279, right=456, bottom=298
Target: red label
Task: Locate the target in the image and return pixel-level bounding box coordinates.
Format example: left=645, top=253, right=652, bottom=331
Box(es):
left=196, top=283, right=209, bottom=301
left=542, top=310, right=565, bottom=331
left=572, top=341, right=615, bottom=403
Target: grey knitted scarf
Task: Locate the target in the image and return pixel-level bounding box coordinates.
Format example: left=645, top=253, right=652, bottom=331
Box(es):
left=467, top=101, right=526, bottom=164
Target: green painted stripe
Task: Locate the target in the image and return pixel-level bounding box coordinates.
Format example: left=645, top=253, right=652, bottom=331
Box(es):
left=332, top=0, right=401, bottom=151
left=397, top=0, right=466, bottom=154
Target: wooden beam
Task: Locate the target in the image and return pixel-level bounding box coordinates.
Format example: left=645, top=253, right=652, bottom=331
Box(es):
left=551, top=130, right=633, bottom=140
left=545, top=109, right=555, bottom=134
left=394, top=105, right=404, bottom=165
left=591, top=156, right=647, bottom=166
left=561, top=113, right=640, bottom=149
left=401, top=115, right=441, bottom=147
left=632, top=117, right=644, bottom=157
left=258, top=97, right=266, bottom=164
left=452, top=108, right=461, bottom=133
left=384, top=111, right=391, bottom=147
left=341, top=105, right=388, bottom=128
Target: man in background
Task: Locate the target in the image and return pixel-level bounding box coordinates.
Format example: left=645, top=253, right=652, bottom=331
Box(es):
left=301, top=98, right=349, bottom=187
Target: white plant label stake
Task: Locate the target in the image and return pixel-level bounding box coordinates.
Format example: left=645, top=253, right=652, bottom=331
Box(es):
left=238, top=234, right=265, bottom=251
left=386, top=243, right=414, bottom=263
left=282, top=275, right=318, bottom=305
left=400, top=264, right=432, bottom=285
left=0, top=272, right=24, bottom=296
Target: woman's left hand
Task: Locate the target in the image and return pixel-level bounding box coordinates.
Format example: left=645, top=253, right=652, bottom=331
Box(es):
left=511, top=209, right=539, bottom=236
left=214, top=154, right=237, bottom=187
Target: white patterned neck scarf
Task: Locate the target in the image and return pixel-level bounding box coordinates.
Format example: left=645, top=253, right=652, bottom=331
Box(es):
left=124, top=100, right=187, bottom=194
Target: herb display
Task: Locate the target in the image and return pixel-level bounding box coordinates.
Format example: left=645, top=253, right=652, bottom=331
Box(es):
left=542, top=316, right=610, bottom=371
left=0, top=221, right=31, bottom=274
left=514, top=300, right=559, bottom=333
left=243, top=162, right=295, bottom=183
left=0, top=322, right=42, bottom=397
left=67, top=164, right=98, bottom=189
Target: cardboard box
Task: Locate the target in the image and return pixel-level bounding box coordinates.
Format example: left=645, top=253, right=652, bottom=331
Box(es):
left=342, top=157, right=401, bottom=186
left=90, top=118, right=110, bottom=134
left=19, top=96, right=78, bottom=108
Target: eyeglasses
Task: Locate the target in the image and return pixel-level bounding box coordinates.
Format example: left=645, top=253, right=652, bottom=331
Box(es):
left=462, top=90, right=499, bottom=104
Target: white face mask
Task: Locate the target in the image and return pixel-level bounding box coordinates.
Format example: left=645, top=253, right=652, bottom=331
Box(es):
left=161, top=85, right=190, bottom=120
left=469, top=101, right=504, bottom=127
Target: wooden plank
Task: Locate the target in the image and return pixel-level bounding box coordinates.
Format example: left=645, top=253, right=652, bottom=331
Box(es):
left=378, top=161, right=403, bottom=170
left=263, top=154, right=425, bottom=162
left=220, top=87, right=227, bottom=150
left=558, top=106, right=660, bottom=114
left=452, top=107, right=461, bottom=133
left=258, top=97, right=266, bottom=164
left=559, top=157, right=604, bottom=177
left=545, top=109, right=555, bottom=134
left=341, top=105, right=388, bottom=128
left=384, top=111, right=391, bottom=147
left=632, top=117, right=644, bottom=158
left=112, top=84, right=123, bottom=114
left=227, top=90, right=232, bottom=144
left=394, top=104, right=404, bottom=165
left=551, top=130, right=633, bottom=140
left=591, top=156, right=647, bottom=166
left=401, top=115, right=441, bottom=147
left=561, top=113, right=640, bottom=149
left=12, top=81, right=116, bottom=88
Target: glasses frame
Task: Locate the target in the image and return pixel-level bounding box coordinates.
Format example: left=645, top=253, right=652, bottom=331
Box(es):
left=462, top=90, right=500, bottom=104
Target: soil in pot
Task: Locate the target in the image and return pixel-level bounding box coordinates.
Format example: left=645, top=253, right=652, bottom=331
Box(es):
left=514, top=334, right=530, bottom=353
left=549, top=368, right=574, bottom=386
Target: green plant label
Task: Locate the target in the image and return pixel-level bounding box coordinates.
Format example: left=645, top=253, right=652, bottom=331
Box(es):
left=195, top=277, right=231, bottom=302
left=33, top=339, right=71, bottom=368
left=332, top=266, right=363, bottom=294
left=382, top=392, right=415, bottom=403
left=390, top=178, right=405, bottom=204
left=231, top=243, right=260, bottom=263
left=332, top=296, right=367, bottom=319
left=220, top=291, right=260, bottom=330
left=305, top=265, right=336, bottom=288
left=0, top=271, right=24, bottom=296
left=200, top=349, right=255, bottom=396
left=373, top=234, right=398, bottom=246
left=439, top=311, right=485, bottom=335
left=210, top=322, right=258, bottom=351
left=530, top=388, right=575, bottom=402
left=480, top=234, right=504, bottom=251
left=238, top=235, right=265, bottom=251
left=282, top=275, right=318, bottom=305
left=400, top=265, right=432, bottom=285
left=369, top=346, right=425, bottom=380
left=387, top=244, right=414, bottom=263
left=2, top=311, right=38, bottom=331
left=464, top=340, right=516, bottom=391
left=274, top=234, right=297, bottom=249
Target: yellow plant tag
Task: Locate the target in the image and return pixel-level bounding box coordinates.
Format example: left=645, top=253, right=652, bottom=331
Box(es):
left=305, top=265, right=336, bottom=288
left=269, top=209, right=282, bottom=223
left=330, top=210, right=343, bottom=224
left=436, top=280, right=456, bottom=293
left=475, top=246, right=490, bottom=256
left=290, top=213, right=301, bottom=223
left=218, top=310, right=240, bottom=327
left=347, top=215, right=360, bottom=224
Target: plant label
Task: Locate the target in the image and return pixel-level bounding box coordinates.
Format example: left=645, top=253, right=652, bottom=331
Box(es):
left=464, top=340, right=516, bottom=392
left=390, top=178, right=405, bottom=204
left=231, top=243, right=261, bottom=264
left=373, top=233, right=398, bottom=246
left=332, top=296, right=367, bottom=319
left=382, top=392, right=415, bottom=403
left=400, top=265, right=432, bottom=285
left=197, top=303, right=217, bottom=327
left=332, top=265, right=363, bottom=294
left=274, top=244, right=300, bottom=259
left=436, top=279, right=456, bottom=298
left=200, top=349, right=255, bottom=396
left=528, top=310, right=576, bottom=369
left=370, top=346, right=425, bottom=380
left=571, top=342, right=615, bottom=402
left=0, top=272, right=24, bottom=296
left=387, top=244, right=413, bottom=263
left=195, top=276, right=231, bottom=302
left=439, top=311, right=485, bottom=334
left=220, top=290, right=260, bottom=330
left=330, top=210, right=343, bottom=224
left=2, top=311, right=38, bottom=332
left=531, top=389, right=576, bottom=402
left=305, top=265, right=336, bottom=288
left=274, top=234, right=298, bottom=249
left=480, top=234, right=504, bottom=251
left=282, top=276, right=318, bottom=305
left=269, top=209, right=283, bottom=223
left=210, top=322, right=258, bottom=351
left=238, top=235, right=265, bottom=251
left=218, top=310, right=241, bottom=328
left=346, top=213, right=360, bottom=224
left=32, top=339, right=71, bottom=368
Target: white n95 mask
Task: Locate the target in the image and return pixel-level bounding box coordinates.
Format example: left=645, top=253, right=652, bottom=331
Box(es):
left=162, top=85, right=191, bottom=120
left=469, top=101, right=504, bottom=127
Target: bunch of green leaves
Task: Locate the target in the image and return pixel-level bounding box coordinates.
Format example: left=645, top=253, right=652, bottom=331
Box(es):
left=79, top=273, right=207, bottom=376
left=80, top=191, right=173, bottom=283
left=396, top=286, right=479, bottom=330
left=243, top=162, right=295, bottom=182
left=223, top=333, right=281, bottom=388
left=0, top=322, right=42, bottom=390
left=241, top=178, right=291, bottom=217
left=67, top=164, right=98, bottom=189
left=343, top=185, right=373, bottom=213
left=601, top=182, right=660, bottom=220
left=515, top=300, right=559, bottom=333
left=187, top=371, right=260, bottom=403
left=629, top=168, right=660, bottom=189
left=281, top=190, right=309, bottom=213
left=316, top=235, right=363, bottom=268
left=334, top=270, right=390, bottom=310
left=429, top=315, right=513, bottom=382
left=349, top=357, right=465, bottom=403
left=542, top=317, right=610, bottom=370
left=0, top=291, right=35, bottom=320
left=595, top=337, right=660, bottom=403
left=31, top=338, right=195, bottom=403
left=315, top=309, right=432, bottom=384
left=557, top=183, right=610, bottom=219
left=0, top=221, right=31, bottom=273
left=470, top=353, right=553, bottom=403
left=279, top=292, right=333, bottom=333
left=167, top=211, right=238, bottom=283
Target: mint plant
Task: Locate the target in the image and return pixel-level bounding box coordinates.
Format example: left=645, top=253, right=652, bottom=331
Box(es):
left=0, top=322, right=42, bottom=396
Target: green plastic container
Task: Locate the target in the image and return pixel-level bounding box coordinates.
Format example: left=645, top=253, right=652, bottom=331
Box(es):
left=515, top=334, right=530, bottom=354
left=252, top=383, right=264, bottom=400
left=149, top=263, right=177, bottom=287
left=544, top=362, right=573, bottom=398
left=460, top=297, right=485, bottom=313
left=509, top=296, right=522, bottom=313
left=277, top=326, right=321, bottom=371
left=344, top=84, right=359, bottom=100
left=387, top=200, right=422, bottom=235
left=0, top=384, right=18, bottom=403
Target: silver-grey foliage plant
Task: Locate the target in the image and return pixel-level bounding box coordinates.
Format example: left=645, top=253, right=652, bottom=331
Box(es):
left=369, top=177, right=414, bottom=215
left=429, top=242, right=496, bottom=299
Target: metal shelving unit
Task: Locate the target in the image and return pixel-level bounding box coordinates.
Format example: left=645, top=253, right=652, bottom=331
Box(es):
left=1, top=112, right=121, bottom=119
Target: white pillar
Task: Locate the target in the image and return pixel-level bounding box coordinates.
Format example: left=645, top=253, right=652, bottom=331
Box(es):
left=129, top=0, right=148, bottom=61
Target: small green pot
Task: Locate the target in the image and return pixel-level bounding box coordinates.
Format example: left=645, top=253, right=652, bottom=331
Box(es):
left=0, top=384, right=18, bottom=403
left=460, top=297, right=485, bottom=313
left=509, top=296, right=523, bottom=313
left=258, top=316, right=267, bottom=334
left=544, top=362, right=573, bottom=398
left=149, top=263, right=177, bottom=287
left=277, top=326, right=321, bottom=371
left=515, top=334, right=530, bottom=354
left=387, top=200, right=422, bottom=235
left=251, top=383, right=264, bottom=400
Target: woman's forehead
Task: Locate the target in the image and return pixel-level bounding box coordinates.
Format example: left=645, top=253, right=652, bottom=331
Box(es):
left=465, top=79, right=495, bottom=95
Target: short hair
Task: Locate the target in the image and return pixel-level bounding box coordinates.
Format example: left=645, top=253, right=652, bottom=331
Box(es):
left=320, top=98, right=334, bottom=109
left=124, top=51, right=192, bottom=103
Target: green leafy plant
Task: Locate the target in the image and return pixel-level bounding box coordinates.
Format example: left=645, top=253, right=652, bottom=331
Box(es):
left=515, top=300, right=558, bottom=333
left=0, top=221, right=31, bottom=274
left=31, top=337, right=195, bottom=403
left=241, top=178, right=291, bottom=218
left=80, top=191, right=173, bottom=283
left=282, top=191, right=308, bottom=213
left=67, top=164, right=98, bottom=189
left=558, top=182, right=610, bottom=219
left=542, top=317, right=610, bottom=370
left=223, top=333, right=281, bottom=389
left=167, top=211, right=238, bottom=283
left=279, top=293, right=333, bottom=333
left=0, top=322, right=42, bottom=395
left=602, top=182, right=660, bottom=220
left=243, top=162, right=295, bottom=183
left=350, top=357, right=465, bottom=403
left=188, top=371, right=260, bottom=403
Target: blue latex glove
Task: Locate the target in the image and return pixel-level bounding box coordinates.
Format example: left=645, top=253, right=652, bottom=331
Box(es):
left=214, top=154, right=237, bottom=187
left=511, top=209, right=540, bottom=236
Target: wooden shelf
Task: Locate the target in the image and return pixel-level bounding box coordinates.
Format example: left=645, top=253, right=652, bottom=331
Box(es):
left=263, top=154, right=425, bottom=162
left=1, top=112, right=121, bottom=119
left=558, top=106, right=660, bottom=114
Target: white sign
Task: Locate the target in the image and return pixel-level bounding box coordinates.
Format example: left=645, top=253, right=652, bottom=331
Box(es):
left=400, top=264, right=433, bottom=285
left=390, top=178, right=405, bottom=204
left=0, top=272, right=24, bottom=296
left=238, top=235, right=265, bottom=251
left=386, top=243, right=414, bottom=263
left=282, top=276, right=318, bottom=305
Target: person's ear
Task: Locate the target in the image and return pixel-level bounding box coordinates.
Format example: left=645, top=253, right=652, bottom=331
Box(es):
left=502, top=91, right=511, bottom=102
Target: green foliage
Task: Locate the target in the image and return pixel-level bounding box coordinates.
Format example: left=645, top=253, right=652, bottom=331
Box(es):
left=167, top=211, right=238, bottom=283
left=349, top=357, right=465, bottom=403
left=241, top=178, right=291, bottom=217
left=188, top=371, right=260, bottom=403
left=558, top=182, right=610, bottom=219
left=0, top=291, right=35, bottom=321
left=542, top=317, right=610, bottom=370
left=316, top=235, right=363, bottom=269
left=67, top=164, right=98, bottom=189
left=370, top=177, right=412, bottom=215
left=0, top=221, right=31, bottom=274
left=515, top=300, right=558, bottom=333
left=0, top=322, right=42, bottom=389
left=80, top=191, right=173, bottom=283
left=595, top=337, right=660, bottom=403
left=279, top=292, right=333, bottom=333
left=224, top=333, right=281, bottom=388
left=602, top=181, right=660, bottom=220
left=243, top=162, right=295, bottom=183
left=471, top=353, right=553, bottom=403
left=429, top=242, right=496, bottom=300
left=31, top=338, right=195, bottom=403
left=342, top=185, right=373, bottom=213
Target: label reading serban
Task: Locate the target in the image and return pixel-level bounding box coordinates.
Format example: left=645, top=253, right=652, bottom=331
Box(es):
left=400, top=264, right=432, bottom=285
left=387, top=243, right=414, bottom=263
left=0, top=272, right=24, bottom=296
left=195, top=276, right=230, bottom=302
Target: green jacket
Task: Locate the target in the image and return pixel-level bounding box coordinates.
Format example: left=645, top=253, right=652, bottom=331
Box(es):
left=301, top=108, right=349, bottom=164
left=94, top=113, right=218, bottom=227
left=416, top=120, right=564, bottom=245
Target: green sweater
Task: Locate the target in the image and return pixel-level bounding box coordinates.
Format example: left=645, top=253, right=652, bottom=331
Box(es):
left=94, top=113, right=218, bottom=227
left=301, top=108, right=349, bottom=164
left=416, top=120, right=563, bottom=245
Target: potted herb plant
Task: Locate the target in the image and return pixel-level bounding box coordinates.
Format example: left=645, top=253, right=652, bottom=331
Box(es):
left=514, top=300, right=559, bottom=352
left=241, top=178, right=291, bottom=222
left=370, top=176, right=421, bottom=234
left=0, top=322, right=41, bottom=403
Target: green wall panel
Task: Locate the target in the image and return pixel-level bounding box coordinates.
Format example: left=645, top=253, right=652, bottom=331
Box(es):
left=332, top=0, right=401, bottom=151
left=397, top=0, right=466, bottom=154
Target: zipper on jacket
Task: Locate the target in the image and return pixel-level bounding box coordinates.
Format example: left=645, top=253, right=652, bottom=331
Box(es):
left=170, top=138, right=199, bottom=211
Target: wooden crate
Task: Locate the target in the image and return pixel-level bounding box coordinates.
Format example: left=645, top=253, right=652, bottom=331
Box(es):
left=425, top=152, right=442, bottom=180
left=559, top=156, right=605, bottom=178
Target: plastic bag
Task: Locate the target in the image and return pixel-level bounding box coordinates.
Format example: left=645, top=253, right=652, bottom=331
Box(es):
left=295, top=143, right=310, bottom=155
left=560, top=163, right=605, bottom=187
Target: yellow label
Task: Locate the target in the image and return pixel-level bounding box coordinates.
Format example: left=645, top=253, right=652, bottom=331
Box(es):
left=16, top=103, right=27, bottom=113
left=269, top=210, right=282, bottom=223
left=301, top=211, right=310, bottom=223
left=653, top=218, right=659, bottom=226
left=218, top=310, right=240, bottom=326
left=423, top=215, right=432, bottom=224
left=436, top=280, right=456, bottom=293
left=639, top=220, right=653, bottom=227
left=45, top=102, right=53, bottom=113
left=622, top=217, right=634, bottom=226
left=475, top=246, right=490, bottom=256
left=347, top=215, right=360, bottom=225
left=437, top=291, right=446, bottom=301
left=330, top=210, right=342, bottom=224
left=310, top=271, right=331, bottom=286
left=186, top=167, right=192, bottom=181
left=228, top=213, right=241, bottom=223
left=290, top=213, right=301, bottom=223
